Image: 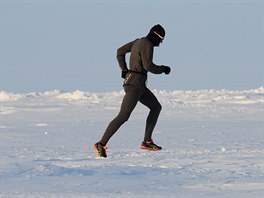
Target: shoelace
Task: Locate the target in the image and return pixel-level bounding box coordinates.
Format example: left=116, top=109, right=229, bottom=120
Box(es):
left=99, top=144, right=108, bottom=150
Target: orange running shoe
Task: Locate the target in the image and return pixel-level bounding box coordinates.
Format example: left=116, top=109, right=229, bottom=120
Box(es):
left=93, top=142, right=108, bottom=158
left=140, top=139, right=162, bottom=150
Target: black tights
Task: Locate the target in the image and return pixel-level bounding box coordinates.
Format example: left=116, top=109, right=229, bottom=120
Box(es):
left=99, top=86, right=162, bottom=145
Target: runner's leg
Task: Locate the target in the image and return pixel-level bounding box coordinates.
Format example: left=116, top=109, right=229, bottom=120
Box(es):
left=99, top=86, right=143, bottom=145
left=139, top=88, right=162, bottom=141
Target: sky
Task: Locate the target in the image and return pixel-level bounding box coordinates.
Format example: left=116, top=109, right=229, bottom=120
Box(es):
left=1, top=0, right=263, bottom=92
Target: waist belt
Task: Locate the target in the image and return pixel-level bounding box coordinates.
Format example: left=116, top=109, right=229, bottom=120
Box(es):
left=128, top=70, right=147, bottom=76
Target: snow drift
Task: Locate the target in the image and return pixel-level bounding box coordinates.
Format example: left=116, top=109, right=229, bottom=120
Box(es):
left=1, top=88, right=263, bottom=198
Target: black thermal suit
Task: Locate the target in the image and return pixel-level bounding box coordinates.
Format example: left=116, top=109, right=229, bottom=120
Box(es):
left=99, top=37, right=167, bottom=145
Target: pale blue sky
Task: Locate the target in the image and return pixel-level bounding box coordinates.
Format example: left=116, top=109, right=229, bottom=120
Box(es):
left=1, top=0, right=263, bottom=92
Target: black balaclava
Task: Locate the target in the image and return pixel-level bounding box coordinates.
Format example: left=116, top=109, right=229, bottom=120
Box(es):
left=146, top=24, right=165, bottom=47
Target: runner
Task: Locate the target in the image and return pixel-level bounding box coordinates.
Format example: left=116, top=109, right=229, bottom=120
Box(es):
left=93, top=24, right=171, bottom=158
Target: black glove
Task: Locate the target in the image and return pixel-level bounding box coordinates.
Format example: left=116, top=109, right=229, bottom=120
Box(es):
left=161, top=65, right=171, bottom=75
left=121, top=70, right=128, bottom=79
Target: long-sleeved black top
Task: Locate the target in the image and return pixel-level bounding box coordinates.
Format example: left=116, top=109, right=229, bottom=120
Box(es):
left=116, top=37, right=164, bottom=74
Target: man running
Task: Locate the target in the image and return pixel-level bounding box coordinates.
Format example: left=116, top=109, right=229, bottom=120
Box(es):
left=93, top=24, right=171, bottom=157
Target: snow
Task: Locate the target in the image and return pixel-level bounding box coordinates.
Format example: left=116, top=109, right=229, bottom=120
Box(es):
left=1, top=88, right=263, bottom=198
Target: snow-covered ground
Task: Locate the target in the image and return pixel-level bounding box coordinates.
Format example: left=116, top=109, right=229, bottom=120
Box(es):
left=1, top=88, right=263, bottom=198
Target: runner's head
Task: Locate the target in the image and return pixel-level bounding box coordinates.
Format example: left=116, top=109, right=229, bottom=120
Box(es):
left=147, top=24, right=165, bottom=46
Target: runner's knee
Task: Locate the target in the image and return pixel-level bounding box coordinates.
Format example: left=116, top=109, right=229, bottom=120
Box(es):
left=155, top=102, right=162, bottom=113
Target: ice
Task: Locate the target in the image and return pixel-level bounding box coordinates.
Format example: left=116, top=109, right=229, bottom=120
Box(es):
left=0, top=88, right=263, bottom=197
